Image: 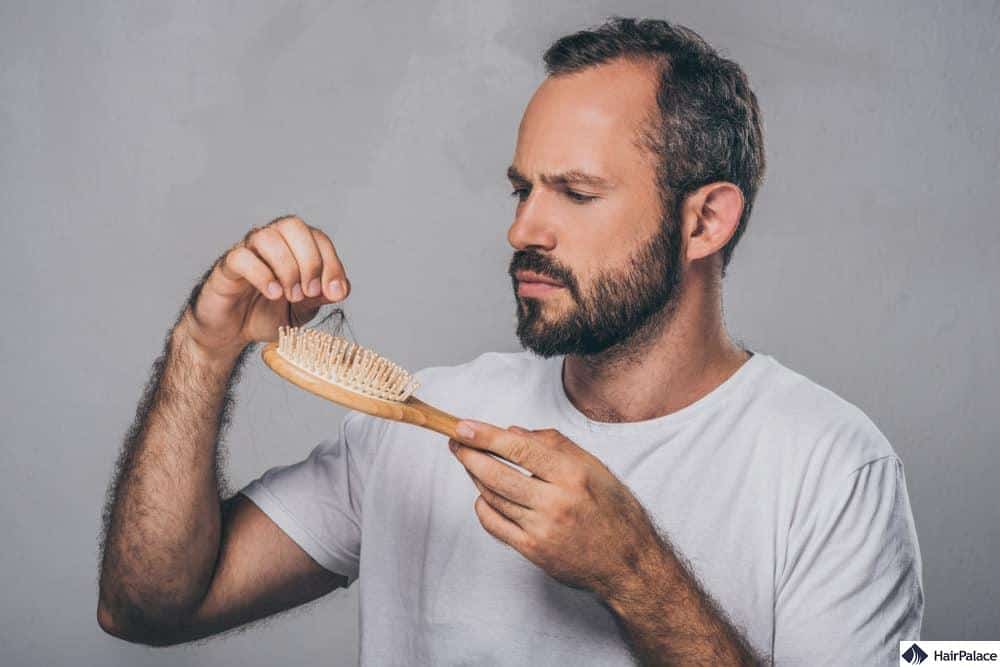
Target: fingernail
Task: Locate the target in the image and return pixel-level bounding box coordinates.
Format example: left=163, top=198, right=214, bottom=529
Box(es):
left=267, top=281, right=282, bottom=299
left=290, top=283, right=303, bottom=301
left=456, top=421, right=475, bottom=440
left=329, top=280, right=344, bottom=300
left=306, top=278, right=321, bottom=297
left=448, top=440, right=458, bottom=453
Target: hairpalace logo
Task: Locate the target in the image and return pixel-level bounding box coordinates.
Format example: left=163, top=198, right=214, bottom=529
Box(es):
left=903, top=644, right=929, bottom=664
left=900, top=642, right=1000, bottom=666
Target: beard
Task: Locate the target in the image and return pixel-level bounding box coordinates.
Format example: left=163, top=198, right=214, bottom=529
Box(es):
left=509, top=217, right=683, bottom=358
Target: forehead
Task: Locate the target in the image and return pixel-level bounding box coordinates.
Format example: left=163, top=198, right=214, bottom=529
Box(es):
left=513, top=58, right=660, bottom=177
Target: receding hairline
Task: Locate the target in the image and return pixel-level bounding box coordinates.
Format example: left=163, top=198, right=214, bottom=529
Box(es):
left=538, top=55, right=667, bottom=166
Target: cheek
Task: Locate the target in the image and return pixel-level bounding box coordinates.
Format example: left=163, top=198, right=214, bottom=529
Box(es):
left=584, top=196, right=656, bottom=253
left=568, top=230, right=648, bottom=288
left=555, top=192, right=660, bottom=285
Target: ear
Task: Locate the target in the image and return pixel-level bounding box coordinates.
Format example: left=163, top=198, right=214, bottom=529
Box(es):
left=681, top=182, right=744, bottom=263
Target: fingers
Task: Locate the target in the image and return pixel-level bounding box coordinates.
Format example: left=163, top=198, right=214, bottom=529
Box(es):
left=450, top=440, right=547, bottom=509
left=469, top=476, right=530, bottom=524
left=220, top=246, right=283, bottom=300
left=473, top=496, right=531, bottom=552
left=273, top=216, right=323, bottom=300
left=227, top=215, right=349, bottom=306
left=311, top=228, right=350, bottom=302
left=246, top=227, right=300, bottom=300
left=453, top=421, right=567, bottom=481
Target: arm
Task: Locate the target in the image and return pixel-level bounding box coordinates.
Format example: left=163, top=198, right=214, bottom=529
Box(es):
left=98, top=215, right=352, bottom=645
left=97, top=317, right=345, bottom=645
left=600, top=535, right=760, bottom=665
left=448, top=421, right=763, bottom=665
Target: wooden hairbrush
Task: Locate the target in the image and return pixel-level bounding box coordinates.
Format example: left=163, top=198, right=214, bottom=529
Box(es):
left=261, top=326, right=462, bottom=439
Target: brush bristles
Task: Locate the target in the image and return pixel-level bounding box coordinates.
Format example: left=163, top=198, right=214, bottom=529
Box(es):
left=276, top=326, right=419, bottom=402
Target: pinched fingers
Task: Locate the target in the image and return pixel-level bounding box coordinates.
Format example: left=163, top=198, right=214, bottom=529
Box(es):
left=227, top=215, right=349, bottom=305
left=311, top=228, right=350, bottom=302
left=273, top=216, right=323, bottom=301
left=219, top=245, right=283, bottom=300
left=246, top=225, right=301, bottom=301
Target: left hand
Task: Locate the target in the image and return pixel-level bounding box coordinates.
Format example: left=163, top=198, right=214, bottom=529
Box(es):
left=448, top=420, right=663, bottom=597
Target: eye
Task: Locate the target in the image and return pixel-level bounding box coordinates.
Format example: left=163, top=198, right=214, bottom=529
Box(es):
left=565, top=190, right=597, bottom=204
left=509, top=187, right=530, bottom=202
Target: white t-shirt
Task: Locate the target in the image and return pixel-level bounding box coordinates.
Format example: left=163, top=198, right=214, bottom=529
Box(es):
left=241, top=350, right=923, bottom=665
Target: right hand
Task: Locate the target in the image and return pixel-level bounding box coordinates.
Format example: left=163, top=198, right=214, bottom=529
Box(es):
left=181, top=215, right=351, bottom=357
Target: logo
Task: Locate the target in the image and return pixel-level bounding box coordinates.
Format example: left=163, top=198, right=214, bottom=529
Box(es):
left=903, top=643, right=929, bottom=664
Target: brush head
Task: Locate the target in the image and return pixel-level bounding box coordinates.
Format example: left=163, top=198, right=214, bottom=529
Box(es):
left=274, top=326, right=419, bottom=402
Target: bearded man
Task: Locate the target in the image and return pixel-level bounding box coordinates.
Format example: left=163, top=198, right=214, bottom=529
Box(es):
left=98, top=17, right=924, bottom=666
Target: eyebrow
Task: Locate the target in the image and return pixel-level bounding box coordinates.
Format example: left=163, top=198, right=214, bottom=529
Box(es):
left=507, top=165, right=612, bottom=189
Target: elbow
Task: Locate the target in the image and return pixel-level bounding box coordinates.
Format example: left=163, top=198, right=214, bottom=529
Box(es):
left=96, top=598, right=186, bottom=647
left=97, top=603, right=131, bottom=641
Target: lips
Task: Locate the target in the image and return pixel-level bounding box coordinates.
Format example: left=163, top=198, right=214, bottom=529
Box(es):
left=515, top=271, right=565, bottom=287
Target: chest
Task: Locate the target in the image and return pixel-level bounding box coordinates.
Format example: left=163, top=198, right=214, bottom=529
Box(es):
left=358, top=422, right=783, bottom=659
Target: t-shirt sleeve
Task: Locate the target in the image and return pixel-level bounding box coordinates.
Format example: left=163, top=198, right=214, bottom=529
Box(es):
left=773, top=456, right=924, bottom=666
left=239, top=411, right=377, bottom=583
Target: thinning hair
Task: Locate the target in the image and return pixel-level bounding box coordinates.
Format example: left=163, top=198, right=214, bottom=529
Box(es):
left=544, top=17, right=766, bottom=275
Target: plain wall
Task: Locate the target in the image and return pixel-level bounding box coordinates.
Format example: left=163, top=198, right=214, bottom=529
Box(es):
left=1, top=1, right=997, bottom=664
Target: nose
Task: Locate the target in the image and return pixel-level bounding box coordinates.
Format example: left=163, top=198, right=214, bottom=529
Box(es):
left=507, top=191, right=557, bottom=251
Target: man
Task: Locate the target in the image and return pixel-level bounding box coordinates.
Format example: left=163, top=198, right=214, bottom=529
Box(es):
left=98, top=17, right=923, bottom=665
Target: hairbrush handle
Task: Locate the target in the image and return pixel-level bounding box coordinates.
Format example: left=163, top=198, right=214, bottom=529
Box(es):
left=262, top=342, right=462, bottom=439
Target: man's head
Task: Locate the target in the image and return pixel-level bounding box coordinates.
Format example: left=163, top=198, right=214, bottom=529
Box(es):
left=507, top=17, right=765, bottom=358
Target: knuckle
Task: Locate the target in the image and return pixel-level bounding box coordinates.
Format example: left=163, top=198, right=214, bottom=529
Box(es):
left=313, top=230, right=337, bottom=255
left=270, top=213, right=302, bottom=227
left=507, top=439, right=531, bottom=463
left=546, top=431, right=570, bottom=450
left=241, top=224, right=264, bottom=245
left=250, top=226, right=280, bottom=249
left=533, top=450, right=552, bottom=471
left=570, top=469, right=589, bottom=491
left=276, top=216, right=308, bottom=235
left=226, top=248, right=253, bottom=275
left=224, top=246, right=245, bottom=266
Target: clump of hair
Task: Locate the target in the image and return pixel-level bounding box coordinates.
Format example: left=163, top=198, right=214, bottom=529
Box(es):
left=544, top=17, right=766, bottom=275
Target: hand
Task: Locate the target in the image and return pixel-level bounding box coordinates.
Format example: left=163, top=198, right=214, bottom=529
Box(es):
left=448, top=421, right=664, bottom=597
left=182, top=215, right=351, bottom=358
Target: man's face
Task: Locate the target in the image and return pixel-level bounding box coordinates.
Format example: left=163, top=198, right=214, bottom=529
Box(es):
left=507, top=59, right=683, bottom=357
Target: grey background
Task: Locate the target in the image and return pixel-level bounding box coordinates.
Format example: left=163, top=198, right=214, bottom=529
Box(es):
left=1, top=1, right=997, bottom=664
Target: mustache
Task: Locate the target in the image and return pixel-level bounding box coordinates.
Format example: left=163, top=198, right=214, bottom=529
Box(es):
left=508, top=250, right=580, bottom=300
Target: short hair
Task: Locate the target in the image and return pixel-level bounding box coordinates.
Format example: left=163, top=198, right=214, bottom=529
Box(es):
left=544, top=17, right=766, bottom=275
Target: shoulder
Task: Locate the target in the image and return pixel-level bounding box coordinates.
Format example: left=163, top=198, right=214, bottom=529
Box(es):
left=749, top=354, right=898, bottom=480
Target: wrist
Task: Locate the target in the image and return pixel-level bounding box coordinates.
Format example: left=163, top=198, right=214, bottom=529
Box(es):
left=171, top=310, right=247, bottom=372
left=599, top=540, right=675, bottom=615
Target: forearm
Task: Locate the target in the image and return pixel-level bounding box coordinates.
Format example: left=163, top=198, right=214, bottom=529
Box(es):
left=601, top=539, right=763, bottom=666
left=99, top=309, right=249, bottom=635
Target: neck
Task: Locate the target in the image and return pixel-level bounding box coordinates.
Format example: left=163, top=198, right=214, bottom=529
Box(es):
left=561, top=269, right=751, bottom=423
